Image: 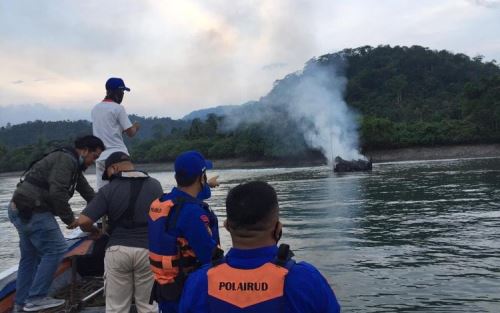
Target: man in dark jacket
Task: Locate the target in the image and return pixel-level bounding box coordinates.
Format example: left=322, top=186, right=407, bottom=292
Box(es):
left=78, top=152, right=163, bottom=313
left=8, top=135, right=105, bottom=312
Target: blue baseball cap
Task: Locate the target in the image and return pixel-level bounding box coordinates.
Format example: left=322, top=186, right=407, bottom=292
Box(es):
left=105, top=77, right=130, bottom=92
left=174, top=151, right=213, bottom=179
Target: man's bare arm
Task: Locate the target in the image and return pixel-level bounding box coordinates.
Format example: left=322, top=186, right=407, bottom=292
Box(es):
left=78, top=214, right=102, bottom=239
left=124, top=122, right=140, bottom=137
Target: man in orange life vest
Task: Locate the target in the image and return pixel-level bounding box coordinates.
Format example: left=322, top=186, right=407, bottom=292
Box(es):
left=148, top=151, right=220, bottom=313
left=179, top=181, right=341, bottom=313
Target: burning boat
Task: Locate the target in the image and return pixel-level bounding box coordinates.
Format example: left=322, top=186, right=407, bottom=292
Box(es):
left=333, top=156, right=372, bottom=172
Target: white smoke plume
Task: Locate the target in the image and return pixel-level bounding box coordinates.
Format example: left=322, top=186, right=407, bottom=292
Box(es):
left=280, top=59, right=365, bottom=163
left=221, top=54, right=366, bottom=163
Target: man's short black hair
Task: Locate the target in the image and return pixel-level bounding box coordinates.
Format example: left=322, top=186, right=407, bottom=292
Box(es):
left=226, top=181, right=278, bottom=230
left=74, top=135, right=105, bottom=152
left=106, top=89, right=124, bottom=97
left=175, top=171, right=206, bottom=187
left=175, top=174, right=199, bottom=187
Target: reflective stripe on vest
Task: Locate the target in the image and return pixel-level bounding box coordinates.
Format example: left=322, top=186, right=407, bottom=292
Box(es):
left=149, top=251, right=180, bottom=284
left=207, top=262, right=289, bottom=311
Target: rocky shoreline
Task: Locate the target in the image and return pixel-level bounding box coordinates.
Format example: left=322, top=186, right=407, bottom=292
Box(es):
left=138, top=144, right=500, bottom=172
left=1, top=144, right=499, bottom=176
left=366, top=143, right=500, bottom=163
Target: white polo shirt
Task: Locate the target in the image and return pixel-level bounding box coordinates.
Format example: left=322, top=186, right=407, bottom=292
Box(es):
left=91, top=99, right=133, bottom=161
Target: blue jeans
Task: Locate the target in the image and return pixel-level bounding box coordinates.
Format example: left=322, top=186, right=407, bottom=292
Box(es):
left=8, top=203, right=67, bottom=305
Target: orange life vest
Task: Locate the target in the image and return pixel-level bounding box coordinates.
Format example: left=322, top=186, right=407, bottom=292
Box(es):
left=148, top=197, right=201, bottom=302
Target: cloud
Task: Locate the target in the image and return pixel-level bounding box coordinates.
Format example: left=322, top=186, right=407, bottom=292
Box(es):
left=0, top=0, right=499, bottom=119
left=11, top=80, right=24, bottom=85
left=467, top=0, right=500, bottom=8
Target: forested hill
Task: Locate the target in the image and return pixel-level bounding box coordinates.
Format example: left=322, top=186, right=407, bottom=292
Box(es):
left=0, top=115, right=189, bottom=149
left=0, top=116, right=189, bottom=171
left=1, top=45, right=499, bottom=172
left=340, top=46, right=500, bottom=148
left=343, top=45, right=499, bottom=121
left=265, top=45, right=500, bottom=149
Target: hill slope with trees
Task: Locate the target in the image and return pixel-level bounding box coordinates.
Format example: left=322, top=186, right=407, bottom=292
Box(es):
left=1, top=45, right=499, bottom=172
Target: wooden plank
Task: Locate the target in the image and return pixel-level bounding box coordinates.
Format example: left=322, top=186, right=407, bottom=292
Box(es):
left=0, top=292, right=14, bottom=313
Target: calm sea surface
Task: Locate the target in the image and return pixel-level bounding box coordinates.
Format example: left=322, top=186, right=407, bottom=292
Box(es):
left=1, top=158, right=500, bottom=312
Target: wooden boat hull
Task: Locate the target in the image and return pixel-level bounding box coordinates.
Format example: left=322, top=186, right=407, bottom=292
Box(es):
left=0, top=231, right=100, bottom=313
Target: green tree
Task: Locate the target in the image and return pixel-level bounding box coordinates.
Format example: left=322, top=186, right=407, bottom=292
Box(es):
left=0, top=144, right=6, bottom=158
left=152, top=123, right=166, bottom=140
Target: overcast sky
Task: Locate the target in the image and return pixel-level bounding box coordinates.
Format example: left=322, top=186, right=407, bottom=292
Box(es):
left=1, top=0, right=499, bottom=120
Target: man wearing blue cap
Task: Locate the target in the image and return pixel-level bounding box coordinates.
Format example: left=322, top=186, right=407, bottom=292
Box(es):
left=91, top=77, right=140, bottom=189
left=148, top=151, right=220, bottom=313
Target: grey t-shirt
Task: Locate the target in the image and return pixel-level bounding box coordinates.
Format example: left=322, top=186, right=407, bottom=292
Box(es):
left=82, top=171, right=163, bottom=249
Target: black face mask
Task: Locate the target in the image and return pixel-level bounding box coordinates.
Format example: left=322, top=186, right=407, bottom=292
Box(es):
left=274, top=221, right=282, bottom=243
left=78, top=155, right=87, bottom=171
left=115, top=92, right=124, bottom=104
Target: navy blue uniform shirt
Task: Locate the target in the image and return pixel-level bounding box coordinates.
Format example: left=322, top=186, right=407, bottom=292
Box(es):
left=179, top=245, right=341, bottom=313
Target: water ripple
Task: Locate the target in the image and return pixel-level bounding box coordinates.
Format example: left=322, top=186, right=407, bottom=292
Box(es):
left=1, top=159, right=500, bottom=311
